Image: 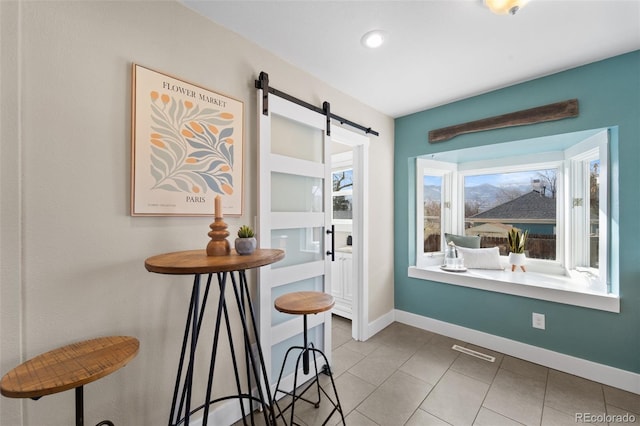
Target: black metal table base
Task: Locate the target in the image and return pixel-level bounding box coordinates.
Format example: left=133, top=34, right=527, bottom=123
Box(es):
left=168, top=270, right=276, bottom=426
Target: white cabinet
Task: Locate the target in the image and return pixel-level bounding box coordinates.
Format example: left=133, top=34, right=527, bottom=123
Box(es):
left=331, top=250, right=353, bottom=319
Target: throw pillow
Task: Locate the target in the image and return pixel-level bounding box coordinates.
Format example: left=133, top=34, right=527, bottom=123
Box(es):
left=444, top=233, right=481, bottom=249
left=456, top=246, right=504, bottom=270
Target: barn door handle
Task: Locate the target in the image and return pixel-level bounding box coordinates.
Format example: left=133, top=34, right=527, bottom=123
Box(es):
left=326, top=225, right=335, bottom=261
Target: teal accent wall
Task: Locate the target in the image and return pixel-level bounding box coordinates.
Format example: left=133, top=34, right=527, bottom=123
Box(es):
left=394, top=51, right=640, bottom=373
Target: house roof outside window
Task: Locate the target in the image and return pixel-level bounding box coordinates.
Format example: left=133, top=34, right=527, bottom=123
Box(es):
left=470, top=191, right=556, bottom=222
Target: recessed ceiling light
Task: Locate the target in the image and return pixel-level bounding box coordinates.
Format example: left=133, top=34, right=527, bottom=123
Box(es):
left=361, top=30, right=385, bottom=49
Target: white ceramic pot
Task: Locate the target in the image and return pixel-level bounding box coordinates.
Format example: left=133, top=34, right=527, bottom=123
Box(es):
left=235, top=237, right=257, bottom=255
left=508, top=252, right=526, bottom=271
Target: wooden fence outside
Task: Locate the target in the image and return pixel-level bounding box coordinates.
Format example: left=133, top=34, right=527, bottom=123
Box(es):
left=424, top=234, right=557, bottom=259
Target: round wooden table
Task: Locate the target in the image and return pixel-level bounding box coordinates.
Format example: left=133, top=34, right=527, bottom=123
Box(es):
left=145, top=249, right=284, bottom=426
left=1, top=336, right=139, bottom=426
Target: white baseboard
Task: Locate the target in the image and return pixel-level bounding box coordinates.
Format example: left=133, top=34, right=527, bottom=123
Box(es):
left=364, top=309, right=395, bottom=340
left=395, top=309, right=640, bottom=395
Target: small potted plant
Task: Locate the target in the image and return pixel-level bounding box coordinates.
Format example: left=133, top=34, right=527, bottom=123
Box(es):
left=507, top=228, right=528, bottom=272
left=235, top=225, right=257, bottom=255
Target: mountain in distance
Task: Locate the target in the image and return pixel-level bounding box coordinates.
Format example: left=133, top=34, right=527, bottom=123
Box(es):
left=423, top=185, right=442, bottom=201
left=424, top=183, right=530, bottom=212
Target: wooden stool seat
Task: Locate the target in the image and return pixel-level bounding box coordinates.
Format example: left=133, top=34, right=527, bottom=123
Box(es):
left=1, top=336, right=139, bottom=399
left=272, top=291, right=344, bottom=425
left=274, top=291, right=335, bottom=315
left=1, top=336, right=139, bottom=426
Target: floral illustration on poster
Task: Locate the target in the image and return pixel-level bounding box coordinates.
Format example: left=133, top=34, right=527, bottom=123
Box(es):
left=131, top=64, right=243, bottom=216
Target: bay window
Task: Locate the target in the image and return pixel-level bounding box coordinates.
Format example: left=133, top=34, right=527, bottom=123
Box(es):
left=412, top=128, right=617, bottom=311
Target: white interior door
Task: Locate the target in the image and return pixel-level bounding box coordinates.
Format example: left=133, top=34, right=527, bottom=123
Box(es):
left=257, top=93, right=333, bottom=392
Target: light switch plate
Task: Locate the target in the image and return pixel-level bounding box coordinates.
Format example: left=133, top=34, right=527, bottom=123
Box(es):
left=532, top=313, right=545, bottom=330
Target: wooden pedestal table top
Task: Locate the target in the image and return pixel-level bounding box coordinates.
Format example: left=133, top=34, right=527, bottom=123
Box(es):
left=145, top=248, right=285, bottom=275
left=1, top=336, right=139, bottom=400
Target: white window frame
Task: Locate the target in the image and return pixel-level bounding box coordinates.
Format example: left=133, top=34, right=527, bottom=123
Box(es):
left=416, top=159, right=456, bottom=257
left=412, top=130, right=617, bottom=312
left=565, top=132, right=608, bottom=292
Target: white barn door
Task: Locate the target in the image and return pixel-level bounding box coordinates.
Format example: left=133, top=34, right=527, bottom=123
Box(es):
left=257, top=92, right=333, bottom=393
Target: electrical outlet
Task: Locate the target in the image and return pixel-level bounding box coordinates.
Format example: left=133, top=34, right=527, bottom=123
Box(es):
left=532, top=313, right=545, bottom=330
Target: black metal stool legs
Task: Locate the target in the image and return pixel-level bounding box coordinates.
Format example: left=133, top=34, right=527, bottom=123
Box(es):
left=75, top=386, right=116, bottom=426
left=272, top=314, right=345, bottom=426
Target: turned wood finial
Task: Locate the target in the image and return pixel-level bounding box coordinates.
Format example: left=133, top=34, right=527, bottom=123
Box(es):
left=206, top=195, right=230, bottom=256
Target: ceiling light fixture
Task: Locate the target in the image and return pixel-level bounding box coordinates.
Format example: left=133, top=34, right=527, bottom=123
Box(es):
left=484, top=0, right=528, bottom=15
left=361, top=30, right=385, bottom=49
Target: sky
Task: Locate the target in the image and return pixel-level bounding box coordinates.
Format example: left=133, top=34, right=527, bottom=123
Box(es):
left=424, top=169, right=554, bottom=188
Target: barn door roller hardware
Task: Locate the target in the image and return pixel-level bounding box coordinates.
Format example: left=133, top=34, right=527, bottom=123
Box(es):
left=255, top=71, right=379, bottom=137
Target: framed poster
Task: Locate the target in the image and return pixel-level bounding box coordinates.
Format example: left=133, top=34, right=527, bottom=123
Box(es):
left=131, top=64, right=244, bottom=216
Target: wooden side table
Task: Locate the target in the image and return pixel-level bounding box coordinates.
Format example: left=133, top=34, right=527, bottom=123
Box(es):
left=1, top=335, right=139, bottom=426
left=144, top=249, right=284, bottom=426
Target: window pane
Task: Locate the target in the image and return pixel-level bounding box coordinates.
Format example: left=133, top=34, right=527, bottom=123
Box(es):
left=271, top=227, right=323, bottom=269
left=332, top=169, right=353, bottom=220
left=271, top=113, right=324, bottom=163
left=332, top=169, right=353, bottom=191
left=423, top=175, right=442, bottom=253
left=590, top=159, right=600, bottom=268
left=333, top=195, right=352, bottom=219
left=464, top=169, right=558, bottom=260
left=271, top=172, right=323, bottom=213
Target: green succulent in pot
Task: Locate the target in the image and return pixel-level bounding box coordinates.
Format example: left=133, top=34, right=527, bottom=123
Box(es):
left=237, top=225, right=255, bottom=238
left=235, top=225, right=256, bottom=255
left=507, top=228, right=528, bottom=272
left=507, top=228, right=528, bottom=254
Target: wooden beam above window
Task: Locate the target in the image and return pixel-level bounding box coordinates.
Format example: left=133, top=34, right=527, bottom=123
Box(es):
left=428, top=99, right=579, bottom=143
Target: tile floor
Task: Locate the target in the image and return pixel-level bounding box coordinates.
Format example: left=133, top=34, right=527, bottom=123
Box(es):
left=238, top=316, right=639, bottom=426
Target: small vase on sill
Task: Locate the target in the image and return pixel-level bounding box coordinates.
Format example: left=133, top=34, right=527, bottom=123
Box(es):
left=508, top=252, right=526, bottom=272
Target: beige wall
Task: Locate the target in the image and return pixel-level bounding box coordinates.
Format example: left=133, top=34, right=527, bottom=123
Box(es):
left=0, top=1, right=394, bottom=424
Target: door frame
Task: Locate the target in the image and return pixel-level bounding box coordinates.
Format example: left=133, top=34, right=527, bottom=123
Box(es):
left=330, top=126, right=369, bottom=341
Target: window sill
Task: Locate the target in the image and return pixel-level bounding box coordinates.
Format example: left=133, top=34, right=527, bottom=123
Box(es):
left=407, top=265, right=619, bottom=313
